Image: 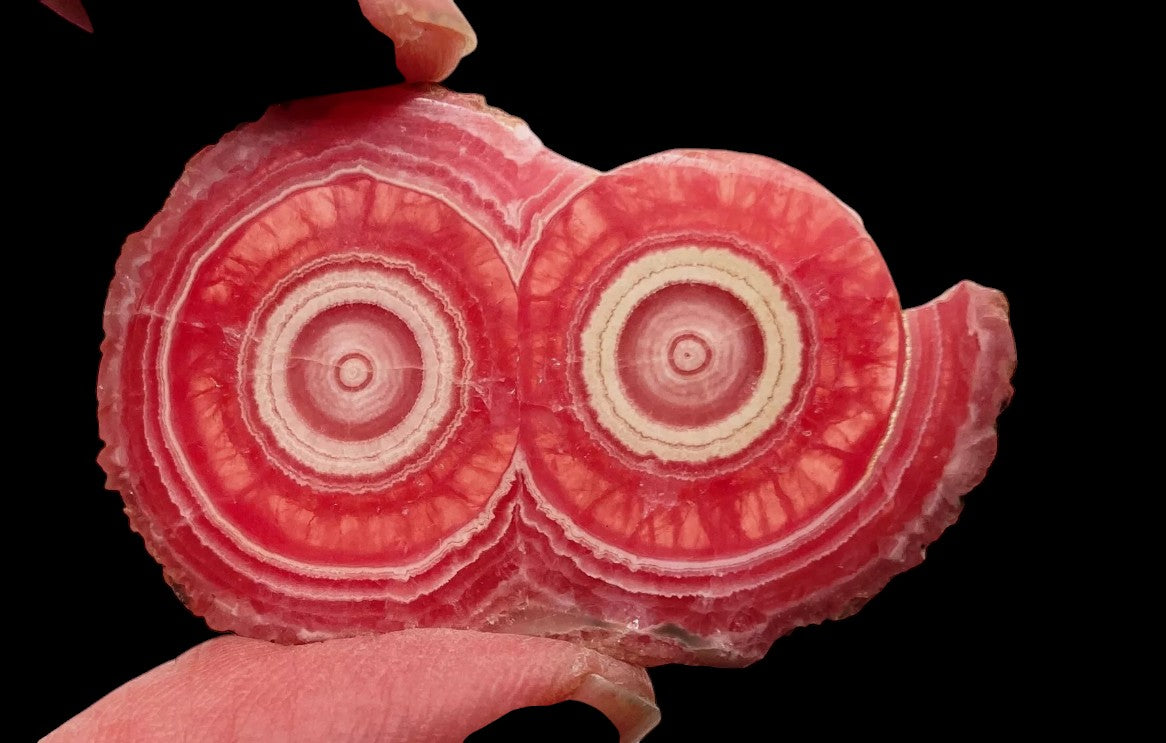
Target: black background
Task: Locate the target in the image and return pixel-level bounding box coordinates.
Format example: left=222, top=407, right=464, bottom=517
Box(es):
left=24, top=2, right=1059, bottom=740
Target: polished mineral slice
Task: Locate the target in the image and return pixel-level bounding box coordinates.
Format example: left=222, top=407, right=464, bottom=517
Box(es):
left=98, top=84, right=594, bottom=644
left=99, top=85, right=1015, bottom=667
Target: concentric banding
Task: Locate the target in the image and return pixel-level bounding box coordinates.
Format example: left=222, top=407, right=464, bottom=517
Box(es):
left=97, top=76, right=991, bottom=666
left=97, top=85, right=604, bottom=642
left=578, top=246, right=803, bottom=462
left=141, top=170, right=520, bottom=582
left=666, top=334, right=712, bottom=374
left=520, top=150, right=902, bottom=564
left=241, top=256, right=468, bottom=489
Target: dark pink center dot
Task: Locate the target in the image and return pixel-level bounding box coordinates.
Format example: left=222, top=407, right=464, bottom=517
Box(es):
left=667, top=333, right=712, bottom=374
left=335, top=352, right=374, bottom=391
left=616, top=282, right=765, bottom=428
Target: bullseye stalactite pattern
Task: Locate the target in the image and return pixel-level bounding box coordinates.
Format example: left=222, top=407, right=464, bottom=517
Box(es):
left=100, top=86, right=593, bottom=641
left=100, top=88, right=1015, bottom=663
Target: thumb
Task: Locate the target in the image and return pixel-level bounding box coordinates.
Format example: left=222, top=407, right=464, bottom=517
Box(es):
left=44, top=629, right=659, bottom=743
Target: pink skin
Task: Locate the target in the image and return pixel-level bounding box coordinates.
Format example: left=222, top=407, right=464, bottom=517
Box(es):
left=38, top=1, right=475, bottom=82
left=44, top=631, right=659, bottom=743
left=358, top=0, right=477, bottom=82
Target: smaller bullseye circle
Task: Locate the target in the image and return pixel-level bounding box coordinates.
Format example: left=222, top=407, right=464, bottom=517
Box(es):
left=335, top=353, right=374, bottom=391
left=668, top=333, right=711, bottom=375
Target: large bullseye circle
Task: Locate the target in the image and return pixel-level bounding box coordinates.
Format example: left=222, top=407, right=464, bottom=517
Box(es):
left=578, top=246, right=803, bottom=463
left=104, top=96, right=532, bottom=624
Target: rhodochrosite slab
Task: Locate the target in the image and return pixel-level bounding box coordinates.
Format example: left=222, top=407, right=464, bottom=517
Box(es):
left=99, top=85, right=1015, bottom=666
left=516, top=151, right=1015, bottom=664
left=99, top=85, right=594, bottom=643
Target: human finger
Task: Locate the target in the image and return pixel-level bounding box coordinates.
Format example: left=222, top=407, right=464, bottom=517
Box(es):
left=44, top=629, right=659, bottom=743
